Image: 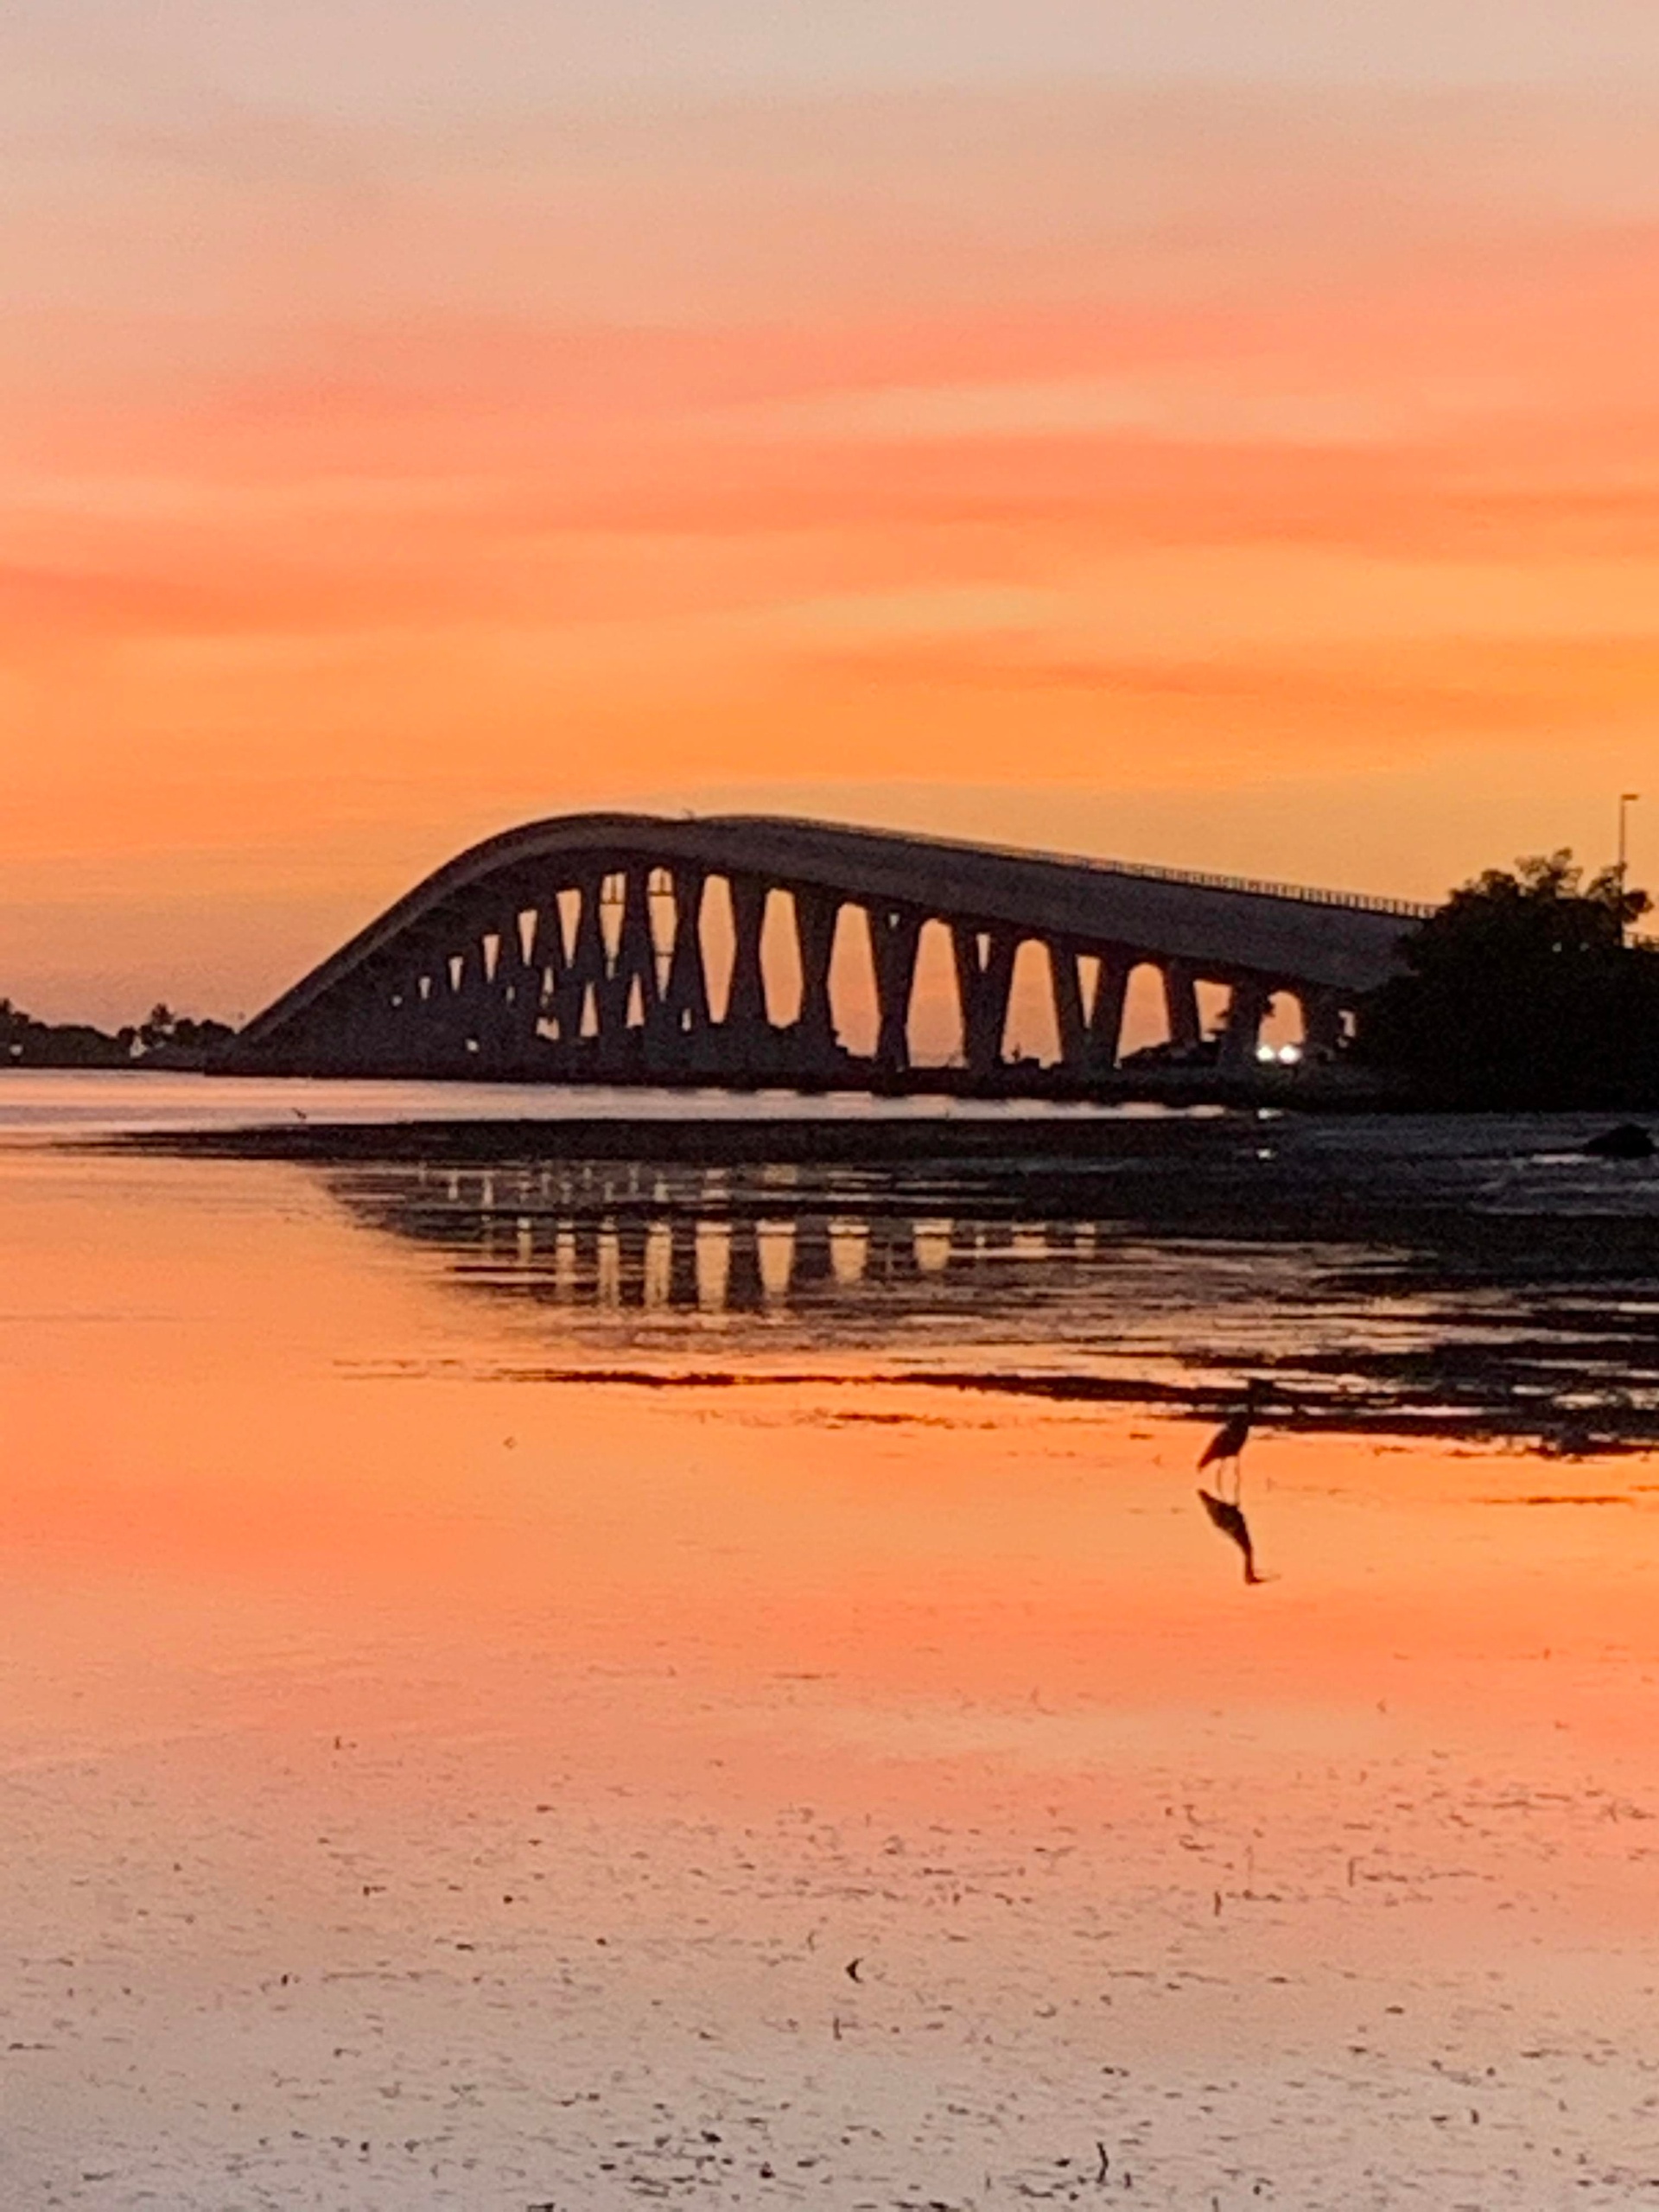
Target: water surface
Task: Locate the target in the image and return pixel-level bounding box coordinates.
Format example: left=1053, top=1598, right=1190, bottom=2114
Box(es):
left=3, top=1077, right=1658, bottom=2208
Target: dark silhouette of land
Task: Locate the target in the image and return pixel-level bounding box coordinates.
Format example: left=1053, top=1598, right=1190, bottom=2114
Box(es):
left=1, top=1000, right=236, bottom=1071
left=1357, top=852, right=1659, bottom=1108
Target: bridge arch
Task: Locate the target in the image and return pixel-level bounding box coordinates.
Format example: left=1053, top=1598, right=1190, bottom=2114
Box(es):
left=227, top=812, right=1423, bottom=1087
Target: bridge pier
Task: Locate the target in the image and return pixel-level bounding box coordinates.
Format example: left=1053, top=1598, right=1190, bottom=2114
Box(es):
left=484, top=911, right=532, bottom=1061
left=726, top=876, right=770, bottom=1043
left=1218, top=978, right=1274, bottom=1071
left=1049, top=942, right=1087, bottom=1069
left=597, top=866, right=659, bottom=1039
left=1161, top=960, right=1203, bottom=1055
left=558, top=871, right=606, bottom=1042
left=952, top=924, right=1019, bottom=1077
left=1086, top=953, right=1131, bottom=1070
left=349, top=967, right=405, bottom=1070
left=1050, top=941, right=1129, bottom=1073
left=422, top=937, right=484, bottom=1067
left=522, top=901, right=563, bottom=1052
left=868, top=905, right=922, bottom=1074
left=652, top=868, right=710, bottom=1054
left=793, top=886, right=841, bottom=1068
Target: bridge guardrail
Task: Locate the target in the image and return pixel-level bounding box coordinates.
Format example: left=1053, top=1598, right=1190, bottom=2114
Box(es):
left=949, top=833, right=1436, bottom=921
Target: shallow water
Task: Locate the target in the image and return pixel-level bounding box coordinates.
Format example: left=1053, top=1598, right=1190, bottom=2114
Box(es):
left=0, top=1071, right=1160, bottom=1140
left=3, top=1082, right=1659, bottom=2208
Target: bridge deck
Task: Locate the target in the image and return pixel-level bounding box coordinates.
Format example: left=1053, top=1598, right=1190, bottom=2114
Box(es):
left=238, top=811, right=1424, bottom=1061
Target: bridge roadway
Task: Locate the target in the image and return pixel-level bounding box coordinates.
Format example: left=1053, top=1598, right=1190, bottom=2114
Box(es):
left=227, top=812, right=1430, bottom=1085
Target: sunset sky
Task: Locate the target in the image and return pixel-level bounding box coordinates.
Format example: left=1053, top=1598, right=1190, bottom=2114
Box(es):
left=6, top=2, right=1659, bottom=1023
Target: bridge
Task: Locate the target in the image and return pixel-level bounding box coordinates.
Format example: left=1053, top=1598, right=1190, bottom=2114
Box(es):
left=226, top=813, right=1429, bottom=1086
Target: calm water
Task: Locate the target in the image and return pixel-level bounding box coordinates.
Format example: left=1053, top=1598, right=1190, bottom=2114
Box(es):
left=3, top=1075, right=1659, bottom=2208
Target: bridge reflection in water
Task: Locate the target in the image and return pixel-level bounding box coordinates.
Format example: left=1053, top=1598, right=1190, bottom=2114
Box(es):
left=331, top=1159, right=1132, bottom=1332
left=320, top=1145, right=1659, bottom=1443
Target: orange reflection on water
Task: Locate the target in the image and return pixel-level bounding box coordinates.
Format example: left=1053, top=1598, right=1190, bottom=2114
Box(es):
left=3, top=1142, right=1659, bottom=2205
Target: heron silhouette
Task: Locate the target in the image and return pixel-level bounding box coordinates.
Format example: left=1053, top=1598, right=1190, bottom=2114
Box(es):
left=1196, top=1378, right=1265, bottom=1500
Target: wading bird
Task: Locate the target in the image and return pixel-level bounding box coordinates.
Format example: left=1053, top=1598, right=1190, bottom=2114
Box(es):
left=1196, top=1378, right=1265, bottom=1498
left=1197, top=1488, right=1268, bottom=1585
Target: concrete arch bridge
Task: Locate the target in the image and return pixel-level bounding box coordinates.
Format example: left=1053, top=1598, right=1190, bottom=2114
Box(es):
left=228, top=814, right=1427, bottom=1087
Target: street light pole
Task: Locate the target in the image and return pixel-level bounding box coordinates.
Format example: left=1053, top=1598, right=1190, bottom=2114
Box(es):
left=1618, top=791, right=1641, bottom=945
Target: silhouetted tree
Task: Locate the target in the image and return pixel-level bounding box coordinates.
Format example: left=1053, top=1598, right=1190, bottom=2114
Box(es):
left=138, top=1003, right=178, bottom=1053
left=0, top=995, right=233, bottom=1068
left=0, top=996, right=130, bottom=1067
left=1357, top=851, right=1659, bottom=1106
left=137, top=1007, right=237, bottom=1063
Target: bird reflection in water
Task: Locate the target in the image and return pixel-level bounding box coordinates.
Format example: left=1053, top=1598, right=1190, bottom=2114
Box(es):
left=1196, top=1486, right=1270, bottom=1585
left=1196, top=1380, right=1274, bottom=1585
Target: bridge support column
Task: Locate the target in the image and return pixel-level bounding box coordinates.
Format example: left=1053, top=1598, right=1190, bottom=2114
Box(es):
left=522, top=903, right=565, bottom=1052
left=1050, top=942, right=1087, bottom=1069
left=481, top=912, right=533, bottom=1064
left=1053, top=947, right=1131, bottom=1072
left=1161, top=960, right=1203, bottom=1055
left=559, top=872, right=607, bottom=1043
left=868, top=906, right=922, bottom=1074
left=1219, top=978, right=1274, bottom=1072
left=1299, top=988, right=1345, bottom=1058
left=597, top=865, right=659, bottom=1039
left=793, top=887, right=841, bottom=1068
left=652, top=868, right=709, bottom=1055
left=725, top=877, right=770, bottom=1039
left=1088, top=954, right=1132, bottom=1070
left=331, top=965, right=386, bottom=1071
left=951, top=925, right=1019, bottom=1077
left=378, top=952, right=437, bottom=1072
left=445, top=939, right=491, bottom=1065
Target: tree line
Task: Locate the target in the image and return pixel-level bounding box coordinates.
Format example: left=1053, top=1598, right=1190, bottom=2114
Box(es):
left=1354, top=851, right=1659, bottom=1108
left=0, top=1000, right=237, bottom=1070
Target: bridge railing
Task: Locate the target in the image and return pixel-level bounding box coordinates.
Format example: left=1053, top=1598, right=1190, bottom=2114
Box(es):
left=949, top=833, right=1437, bottom=921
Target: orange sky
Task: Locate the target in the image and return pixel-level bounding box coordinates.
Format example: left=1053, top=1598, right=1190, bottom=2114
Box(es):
left=5, top=6, right=1659, bottom=1021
